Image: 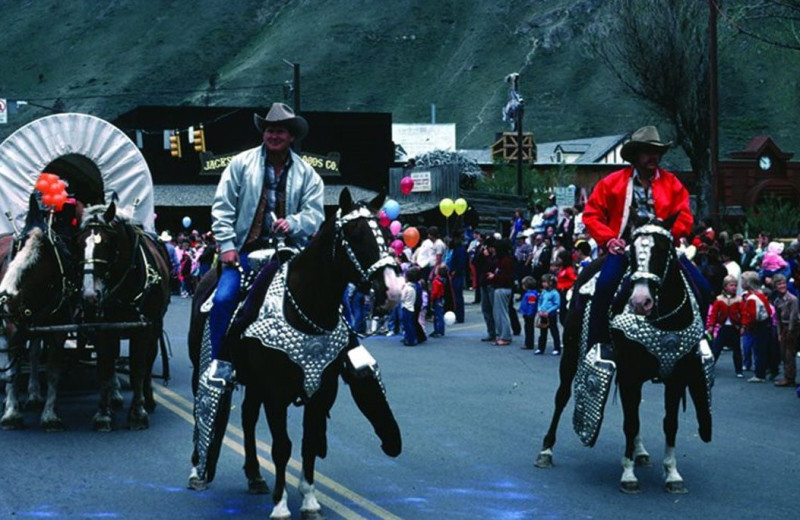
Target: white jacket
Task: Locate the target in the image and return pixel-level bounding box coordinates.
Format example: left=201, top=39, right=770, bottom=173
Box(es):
left=211, top=146, right=325, bottom=254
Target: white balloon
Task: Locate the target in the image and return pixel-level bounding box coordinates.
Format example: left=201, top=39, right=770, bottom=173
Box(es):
left=444, top=311, right=456, bottom=326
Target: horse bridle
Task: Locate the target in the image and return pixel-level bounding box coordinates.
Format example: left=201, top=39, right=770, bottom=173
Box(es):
left=80, top=220, right=160, bottom=311
left=285, top=206, right=398, bottom=336
left=629, top=224, right=674, bottom=288
left=332, top=206, right=399, bottom=291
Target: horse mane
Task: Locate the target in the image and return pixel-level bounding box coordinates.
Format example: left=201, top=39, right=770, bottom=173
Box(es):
left=0, top=227, right=44, bottom=296
left=80, top=203, right=138, bottom=230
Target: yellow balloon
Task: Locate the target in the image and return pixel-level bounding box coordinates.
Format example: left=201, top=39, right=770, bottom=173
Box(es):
left=454, top=198, right=468, bottom=216
left=439, top=198, right=455, bottom=217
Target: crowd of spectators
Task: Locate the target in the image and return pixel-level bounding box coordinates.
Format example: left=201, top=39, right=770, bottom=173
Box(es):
left=158, top=229, right=217, bottom=298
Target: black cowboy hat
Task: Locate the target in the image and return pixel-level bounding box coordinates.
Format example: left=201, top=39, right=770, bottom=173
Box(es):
left=620, top=126, right=672, bottom=163
left=253, top=102, right=309, bottom=139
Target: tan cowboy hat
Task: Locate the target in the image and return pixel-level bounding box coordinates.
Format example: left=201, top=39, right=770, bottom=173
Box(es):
left=253, top=102, right=309, bottom=139
left=620, top=126, right=672, bottom=163
left=158, top=230, right=172, bottom=242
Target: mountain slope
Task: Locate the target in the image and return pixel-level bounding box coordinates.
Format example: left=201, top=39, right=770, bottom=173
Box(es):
left=1, top=0, right=799, bottom=163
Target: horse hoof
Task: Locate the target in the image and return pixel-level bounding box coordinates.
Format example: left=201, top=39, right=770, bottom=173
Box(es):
left=620, top=481, right=641, bottom=494
left=188, top=476, right=209, bottom=491
left=634, top=454, right=652, bottom=467
left=301, top=510, right=325, bottom=520
left=42, top=418, right=66, bottom=432
left=144, top=397, right=156, bottom=413
left=92, top=413, right=113, bottom=432
left=247, top=476, right=270, bottom=495
left=534, top=452, right=554, bottom=468
left=0, top=415, right=25, bottom=430
left=665, top=481, right=688, bottom=494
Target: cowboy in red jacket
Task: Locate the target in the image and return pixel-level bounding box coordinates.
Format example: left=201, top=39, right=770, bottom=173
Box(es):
left=583, top=126, right=710, bottom=351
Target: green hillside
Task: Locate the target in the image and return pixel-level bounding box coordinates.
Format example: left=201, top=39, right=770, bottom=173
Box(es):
left=1, top=0, right=799, bottom=165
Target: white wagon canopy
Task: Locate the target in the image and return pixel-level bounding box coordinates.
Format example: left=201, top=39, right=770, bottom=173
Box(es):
left=0, top=113, right=155, bottom=235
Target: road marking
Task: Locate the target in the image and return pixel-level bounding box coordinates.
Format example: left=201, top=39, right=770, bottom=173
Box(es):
left=154, top=384, right=402, bottom=520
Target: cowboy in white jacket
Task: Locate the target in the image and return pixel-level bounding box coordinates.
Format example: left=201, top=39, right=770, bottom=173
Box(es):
left=208, top=103, right=324, bottom=385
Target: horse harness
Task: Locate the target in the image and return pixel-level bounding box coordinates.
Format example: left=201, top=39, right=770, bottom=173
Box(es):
left=81, top=222, right=163, bottom=316
left=0, top=225, right=77, bottom=324
left=611, top=224, right=705, bottom=379
left=243, top=206, right=396, bottom=400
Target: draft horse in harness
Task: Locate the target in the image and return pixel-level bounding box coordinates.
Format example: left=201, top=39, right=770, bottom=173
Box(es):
left=535, top=216, right=713, bottom=493
left=0, top=195, right=77, bottom=431
left=76, top=201, right=171, bottom=431
left=188, top=188, right=403, bottom=519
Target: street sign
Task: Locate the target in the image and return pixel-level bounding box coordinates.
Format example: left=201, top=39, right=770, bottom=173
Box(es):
left=0, top=99, right=7, bottom=124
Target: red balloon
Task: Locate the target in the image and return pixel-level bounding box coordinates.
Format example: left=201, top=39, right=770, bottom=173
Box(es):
left=48, top=180, right=66, bottom=195
left=400, top=176, right=414, bottom=195
left=42, top=193, right=54, bottom=206
left=403, top=227, right=420, bottom=248
left=40, top=173, right=59, bottom=184
left=379, top=214, right=391, bottom=227
left=35, top=178, right=50, bottom=193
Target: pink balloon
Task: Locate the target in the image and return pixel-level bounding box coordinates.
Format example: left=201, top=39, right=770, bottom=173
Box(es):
left=379, top=213, right=391, bottom=227
left=389, top=220, right=402, bottom=235
left=400, top=176, right=414, bottom=195
left=391, top=239, right=404, bottom=255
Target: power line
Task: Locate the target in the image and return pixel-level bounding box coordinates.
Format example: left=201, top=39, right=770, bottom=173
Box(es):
left=17, top=83, right=286, bottom=102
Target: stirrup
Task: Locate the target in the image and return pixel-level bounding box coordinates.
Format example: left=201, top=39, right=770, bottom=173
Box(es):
left=207, top=359, right=236, bottom=388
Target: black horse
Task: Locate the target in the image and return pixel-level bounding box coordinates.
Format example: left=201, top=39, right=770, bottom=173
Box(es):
left=76, top=202, right=171, bottom=431
left=535, top=216, right=712, bottom=494
left=0, top=195, right=76, bottom=431
left=188, top=188, right=403, bottom=519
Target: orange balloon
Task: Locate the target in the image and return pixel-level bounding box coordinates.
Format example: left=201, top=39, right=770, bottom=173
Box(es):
left=403, top=226, right=420, bottom=248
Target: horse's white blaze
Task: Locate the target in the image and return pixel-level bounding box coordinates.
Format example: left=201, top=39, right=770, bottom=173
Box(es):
left=663, top=446, right=683, bottom=484
left=0, top=228, right=44, bottom=297
left=383, top=268, right=403, bottom=309
left=621, top=456, right=638, bottom=484
left=299, top=478, right=322, bottom=513
left=270, top=490, right=290, bottom=519
left=82, top=232, right=99, bottom=299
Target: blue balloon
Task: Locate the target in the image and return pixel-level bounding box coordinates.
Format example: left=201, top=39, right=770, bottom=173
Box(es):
left=182, top=216, right=192, bottom=229
left=383, top=199, right=401, bottom=220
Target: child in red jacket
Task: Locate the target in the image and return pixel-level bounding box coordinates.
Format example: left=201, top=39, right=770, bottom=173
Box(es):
left=740, top=271, right=773, bottom=382
left=706, top=275, right=743, bottom=377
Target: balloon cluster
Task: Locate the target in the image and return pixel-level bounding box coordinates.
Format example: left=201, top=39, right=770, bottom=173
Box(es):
left=34, top=172, right=69, bottom=211
left=439, top=197, right=468, bottom=217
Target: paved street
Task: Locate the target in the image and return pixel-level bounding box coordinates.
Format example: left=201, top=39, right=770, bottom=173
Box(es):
left=1, top=291, right=798, bottom=519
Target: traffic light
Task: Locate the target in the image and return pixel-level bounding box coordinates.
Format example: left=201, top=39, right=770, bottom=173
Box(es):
left=169, top=131, right=182, bottom=158
left=193, top=126, right=206, bottom=153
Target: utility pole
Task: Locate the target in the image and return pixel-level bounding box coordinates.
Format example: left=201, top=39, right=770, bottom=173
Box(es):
left=283, top=59, right=301, bottom=151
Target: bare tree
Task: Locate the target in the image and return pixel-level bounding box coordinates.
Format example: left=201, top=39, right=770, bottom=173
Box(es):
left=586, top=0, right=713, bottom=218
left=722, top=0, right=800, bottom=50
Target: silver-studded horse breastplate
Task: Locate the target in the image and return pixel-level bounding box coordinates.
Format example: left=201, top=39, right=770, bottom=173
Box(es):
left=609, top=275, right=704, bottom=379
left=243, top=263, right=349, bottom=399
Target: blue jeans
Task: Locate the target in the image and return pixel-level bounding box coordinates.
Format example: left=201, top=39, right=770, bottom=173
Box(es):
left=386, top=305, right=401, bottom=334
left=402, top=308, right=417, bottom=345
left=209, top=252, right=250, bottom=360
left=432, top=299, right=445, bottom=335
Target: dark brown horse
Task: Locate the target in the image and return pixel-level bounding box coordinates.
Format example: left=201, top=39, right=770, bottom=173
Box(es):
left=0, top=195, right=75, bottom=431
left=535, top=217, right=712, bottom=494
left=188, top=189, right=403, bottom=519
left=75, top=202, right=171, bottom=431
